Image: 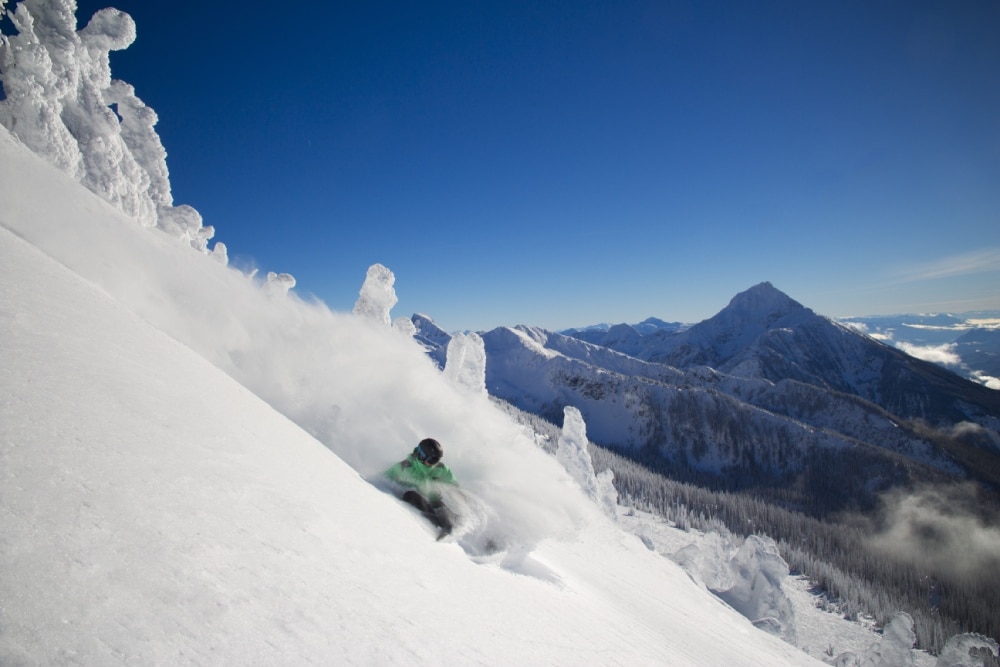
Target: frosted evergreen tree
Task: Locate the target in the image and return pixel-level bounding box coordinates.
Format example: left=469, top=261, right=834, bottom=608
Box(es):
left=671, top=532, right=737, bottom=592
left=716, top=535, right=797, bottom=643
left=556, top=406, right=617, bottom=519
left=671, top=532, right=795, bottom=641
left=0, top=0, right=86, bottom=176
left=858, top=612, right=917, bottom=667
left=443, top=332, right=486, bottom=395
left=0, top=0, right=223, bottom=257
left=72, top=6, right=154, bottom=225
left=934, top=633, right=998, bottom=667
left=105, top=80, right=169, bottom=207
left=264, top=272, right=295, bottom=296
left=353, top=263, right=397, bottom=326
left=156, top=204, right=218, bottom=255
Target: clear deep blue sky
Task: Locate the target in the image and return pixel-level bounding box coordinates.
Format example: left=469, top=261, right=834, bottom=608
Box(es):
left=63, top=0, right=1000, bottom=331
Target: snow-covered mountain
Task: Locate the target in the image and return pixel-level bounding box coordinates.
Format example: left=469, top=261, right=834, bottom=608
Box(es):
left=570, top=306, right=1000, bottom=392
left=612, top=283, right=999, bottom=426
left=415, top=284, right=1000, bottom=512
left=412, top=312, right=451, bottom=368
left=562, top=316, right=689, bottom=348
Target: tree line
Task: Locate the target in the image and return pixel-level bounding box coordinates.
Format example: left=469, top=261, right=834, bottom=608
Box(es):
left=593, top=443, right=1000, bottom=658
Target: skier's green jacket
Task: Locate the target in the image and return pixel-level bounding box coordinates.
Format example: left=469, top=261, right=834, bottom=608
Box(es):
left=385, top=452, right=457, bottom=501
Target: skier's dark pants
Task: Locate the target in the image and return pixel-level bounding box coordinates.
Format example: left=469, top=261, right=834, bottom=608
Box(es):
left=402, top=490, right=454, bottom=534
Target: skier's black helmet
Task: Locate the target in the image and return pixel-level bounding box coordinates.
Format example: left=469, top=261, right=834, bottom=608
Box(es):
left=415, top=438, right=443, bottom=465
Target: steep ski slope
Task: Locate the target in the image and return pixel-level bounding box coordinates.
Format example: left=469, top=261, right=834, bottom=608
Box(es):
left=0, top=126, right=821, bottom=664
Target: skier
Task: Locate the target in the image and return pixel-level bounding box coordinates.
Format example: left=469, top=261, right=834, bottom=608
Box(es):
left=385, top=438, right=458, bottom=539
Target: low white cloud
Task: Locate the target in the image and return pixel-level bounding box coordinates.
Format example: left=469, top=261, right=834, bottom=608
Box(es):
left=971, top=372, right=1000, bottom=390
left=895, top=341, right=962, bottom=366
left=840, top=320, right=895, bottom=342
left=841, top=321, right=869, bottom=334
left=871, top=486, right=1000, bottom=581
left=950, top=421, right=988, bottom=439
left=902, top=323, right=968, bottom=332
left=967, top=318, right=1000, bottom=330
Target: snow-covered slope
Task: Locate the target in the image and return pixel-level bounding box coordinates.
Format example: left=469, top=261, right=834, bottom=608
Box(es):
left=0, top=125, right=826, bottom=664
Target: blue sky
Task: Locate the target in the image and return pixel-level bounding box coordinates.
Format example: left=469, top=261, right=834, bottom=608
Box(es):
left=62, top=0, right=1000, bottom=332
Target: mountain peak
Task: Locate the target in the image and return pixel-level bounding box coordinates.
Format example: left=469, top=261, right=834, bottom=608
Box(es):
left=654, top=283, right=812, bottom=367
left=724, top=282, right=804, bottom=319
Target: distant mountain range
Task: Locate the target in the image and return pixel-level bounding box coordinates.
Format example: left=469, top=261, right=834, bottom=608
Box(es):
left=836, top=311, right=1000, bottom=389
left=562, top=316, right=689, bottom=339
left=557, top=303, right=1000, bottom=390
left=413, top=282, right=1000, bottom=515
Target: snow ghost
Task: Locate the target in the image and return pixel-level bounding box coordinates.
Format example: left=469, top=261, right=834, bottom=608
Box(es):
left=715, top=535, right=796, bottom=643
left=858, top=612, right=916, bottom=667
left=105, top=80, right=170, bottom=208
left=556, top=406, right=618, bottom=519
left=353, top=263, right=397, bottom=326
left=264, top=272, right=296, bottom=296
left=934, top=633, right=998, bottom=667
left=671, top=533, right=796, bottom=643
left=0, top=0, right=222, bottom=255
left=443, top=332, right=486, bottom=395
left=671, top=532, right=736, bottom=592
left=0, top=0, right=90, bottom=176
left=155, top=204, right=213, bottom=252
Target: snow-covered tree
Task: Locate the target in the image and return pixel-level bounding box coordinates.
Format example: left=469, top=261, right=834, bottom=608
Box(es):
left=353, top=263, right=397, bottom=326
left=105, top=80, right=170, bottom=207
left=156, top=204, right=216, bottom=254
left=556, top=406, right=617, bottom=519
left=672, top=531, right=737, bottom=591
left=717, top=535, right=797, bottom=643
left=443, top=332, right=486, bottom=395
left=0, top=0, right=223, bottom=256
left=858, top=612, right=917, bottom=667
left=73, top=6, right=153, bottom=224
left=935, top=633, right=998, bottom=667
left=264, top=271, right=296, bottom=296
left=671, top=532, right=796, bottom=642
left=0, top=0, right=85, bottom=176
